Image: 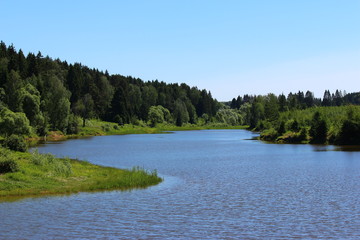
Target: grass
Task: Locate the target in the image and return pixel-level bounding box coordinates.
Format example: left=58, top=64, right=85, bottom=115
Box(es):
left=77, top=119, right=248, bottom=135
left=0, top=147, right=162, bottom=199
left=36, top=119, right=248, bottom=142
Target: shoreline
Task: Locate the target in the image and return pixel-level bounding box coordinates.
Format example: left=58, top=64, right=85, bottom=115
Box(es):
left=2, top=122, right=246, bottom=201
left=0, top=148, right=162, bottom=201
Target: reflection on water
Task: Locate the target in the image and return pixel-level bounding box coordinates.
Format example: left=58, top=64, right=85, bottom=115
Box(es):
left=1, top=130, right=360, bottom=239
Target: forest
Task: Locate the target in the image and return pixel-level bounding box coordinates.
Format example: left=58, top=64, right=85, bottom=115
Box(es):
left=227, top=91, right=360, bottom=145
left=0, top=41, right=360, bottom=151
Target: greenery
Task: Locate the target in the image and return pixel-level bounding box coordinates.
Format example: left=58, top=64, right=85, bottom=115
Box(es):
left=226, top=90, right=360, bottom=145
left=3, top=134, right=28, bottom=152
left=0, top=147, right=162, bottom=198
left=1, top=41, right=359, bottom=147
left=0, top=149, right=20, bottom=174
left=0, top=41, right=221, bottom=139
left=253, top=106, right=360, bottom=145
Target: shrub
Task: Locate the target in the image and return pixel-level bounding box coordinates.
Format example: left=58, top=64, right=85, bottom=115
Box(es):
left=0, top=149, right=20, bottom=174
left=0, top=159, right=20, bottom=174
left=4, top=134, right=28, bottom=152
left=101, top=124, right=111, bottom=132
left=260, top=128, right=278, bottom=141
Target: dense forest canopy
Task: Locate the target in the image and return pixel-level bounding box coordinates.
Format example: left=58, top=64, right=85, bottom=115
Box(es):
left=0, top=41, right=359, bottom=149
left=226, top=91, right=360, bottom=145
left=0, top=41, right=219, bottom=134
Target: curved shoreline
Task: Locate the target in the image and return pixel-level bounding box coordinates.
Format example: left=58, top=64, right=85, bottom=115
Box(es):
left=0, top=149, right=162, bottom=201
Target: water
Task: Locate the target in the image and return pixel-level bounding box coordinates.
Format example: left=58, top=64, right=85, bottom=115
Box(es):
left=1, top=130, right=360, bottom=239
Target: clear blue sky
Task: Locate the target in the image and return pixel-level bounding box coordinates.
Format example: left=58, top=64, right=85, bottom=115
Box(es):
left=2, top=0, right=359, bottom=101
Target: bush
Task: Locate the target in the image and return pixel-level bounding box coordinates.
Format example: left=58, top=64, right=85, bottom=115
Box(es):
left=101, top=124, right=111, bottom=132
left=4, top=134, right=28, bottom=152
left=0, top=159, right=20, bottom=174
left=260, top=128, right=278, bottom=141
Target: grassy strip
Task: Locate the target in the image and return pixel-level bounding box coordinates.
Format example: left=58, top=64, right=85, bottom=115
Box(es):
left=33, top=120, right=248, bottom=142
left=76, top=120, right=248, bottom=136
left=0, top=148, right=162, bottom=199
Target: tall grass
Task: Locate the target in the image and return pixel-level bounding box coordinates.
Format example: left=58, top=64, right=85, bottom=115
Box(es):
left=31, top=150, right=72, bottom=177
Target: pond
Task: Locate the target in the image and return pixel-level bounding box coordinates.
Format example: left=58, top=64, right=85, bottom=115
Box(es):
left=1, top=130, right=360, bottom=239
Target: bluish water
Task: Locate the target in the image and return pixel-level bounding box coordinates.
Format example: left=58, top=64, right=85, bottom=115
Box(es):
left=1, top=130, right=360, bottom=239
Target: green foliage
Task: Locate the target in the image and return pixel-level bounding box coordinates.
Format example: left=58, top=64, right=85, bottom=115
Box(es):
left=73, top=93, right=94, bottom=127
left=0, top=149, right=20, bottom=174
left=2, top=41, right=360, bottom=147
left=4, top=134, right=28, bottom=152
left=277, top=121, right=286, bottom=135
left=337, top=106, right=360, bottom=145
left=257, top=105, right=360, bottom=145
left=309, top=111, right=328, bottom=144
left=1, top=42, right=222, bottom=140
left=264, top=93, right=279, bottom=121
left=148, top=105, right=165, bottom=127
left=215, top=108, right=243, bottom=126
left=260, top=128, right=278, bottom=141
left=0, top=107, right=31, bottom=136
left=67, top=114, right=79, bottom=134
left=113, top=114, right=124, bottom=125
left=101, top=124, right=111, bottom=132
left=0, top=148, right=162, bottom=198
left=21, top=83, right=41, bottom=125
left=0, top=159, right=19, bottom=174
left=30, top=150, right=72, bottom=177
left=250, top=97, right=265, bottom=128
left=173, top=99, right=190, bottom=126
left=44, top=75, right=71, bottom=132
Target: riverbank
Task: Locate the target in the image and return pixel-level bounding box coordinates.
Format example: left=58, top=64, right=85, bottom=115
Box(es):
left=1, top=121, right=246, bottom=199
left=32, top=119, right=248, bottom=142
left=0, top=148, right=162, bottom=199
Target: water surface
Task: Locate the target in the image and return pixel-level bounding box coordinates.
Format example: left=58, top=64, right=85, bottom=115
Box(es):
left=1, top=130, right=360, bottom=239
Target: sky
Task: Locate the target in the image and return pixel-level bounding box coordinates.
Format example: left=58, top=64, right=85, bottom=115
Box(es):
left=1, top=0, right=359, bottom=101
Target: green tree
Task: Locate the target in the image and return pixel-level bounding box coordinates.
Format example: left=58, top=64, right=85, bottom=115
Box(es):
left=264, top=93, right=279, bottom=121
left=216, top=108, right=242, bottom=126
left=4, top=70, right=24, bottom=111
left=0, top=107, right=31, bottom=136
left=278, top=94, right=287, bottom=112
left=73, top=93, right=94, bottom=127
left=309, top=111, right=328, bottom=143
left=239, top=102, right=251, bottom=125
left=21, top=83, right=41, bottom=124
left=304, top=91, right=315, bottom=108
left=44, top=75, right=71, bottom=132
left=173, top=99, right=189, bottom=126
left=148, top=106, right=164, bottom=127
left=250, top=97, right=265, bottom=128
left=337, top=106, right=360, bottom=145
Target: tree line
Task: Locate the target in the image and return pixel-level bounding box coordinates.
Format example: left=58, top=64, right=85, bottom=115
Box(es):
left=226, top=91, right=360, bottom=145
left=0, top=41, right=220, bottom=141
left=1, top=41, right=359, bottom=149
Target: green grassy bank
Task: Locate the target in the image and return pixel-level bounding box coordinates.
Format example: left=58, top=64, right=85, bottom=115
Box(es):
left=40, top=119, right=248, bottom=142
left=0, top=148, right=162, bottom=199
